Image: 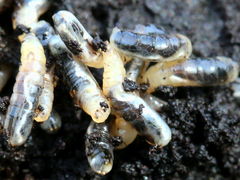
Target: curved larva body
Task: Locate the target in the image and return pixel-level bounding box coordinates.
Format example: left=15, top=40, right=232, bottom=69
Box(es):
left=34, top=70, right=54, bottom=122
left=3, top=33, right=46, bottom=146
left=103, top=46, right=171, bottom=147
left=110, top=116, right=137, bottom=150
left=141, top=57, right=239, bottom=93
left=40, top=110, right=61, bottom=133
left=85, top=121, right=114, bottom=175
left=52, top=10, right=104, bottom=68
left=0, top=64, right=12, bottom=93
left=49, top=35, right=110, bottom=123
left=110, top=26, right=192, bottom=62
left=12, top=0, right=50, bottom=29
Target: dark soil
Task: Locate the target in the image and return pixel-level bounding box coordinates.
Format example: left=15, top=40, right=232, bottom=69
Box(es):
left=0, top=0, right=240, bottom=179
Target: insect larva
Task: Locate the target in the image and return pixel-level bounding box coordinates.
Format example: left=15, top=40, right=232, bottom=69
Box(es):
left=110, top=116, right=137, bottom=150
left=35, top=66, right=55, bottom=122
left=40, top=110, right=61, bottom=133
left=12, top=0, right=50, bottom=30
left=85, top=121, right=114, bottom=175
left=52, top=10, right=104, bottom=68
left=141, top=56, right=239, bottom=93
left=49, top=35, right=110, bottom=123
left=110, top=25, right=192, bottom=62
left=3, top=33, right=46, bottom=146
left=0, top=64, right=12, bottom=93
left=103, top=46, right=171, bottom=147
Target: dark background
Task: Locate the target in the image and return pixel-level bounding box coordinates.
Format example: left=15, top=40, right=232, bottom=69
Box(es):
left=0, top=0, right=239, bottom=179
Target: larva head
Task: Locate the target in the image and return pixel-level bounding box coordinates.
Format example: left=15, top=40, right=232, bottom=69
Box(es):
left=21, top=33, right=46, bottom=64
left=30, top=20, right=55, bottom=46
left=52, top=10, right=92, bottom=56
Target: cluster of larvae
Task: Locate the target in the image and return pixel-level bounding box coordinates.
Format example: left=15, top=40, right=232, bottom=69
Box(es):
left=0, top=0, right=239, bottom=176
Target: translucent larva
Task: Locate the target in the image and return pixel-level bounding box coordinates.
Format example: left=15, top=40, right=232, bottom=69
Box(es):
left=85, top=121, right=114, bottom=175
left=12, top=0, right=50, bottom=30
left=31, top=21, right=55, bottom=122
left=49, top=35, right=110, bottom=123
left=110, top=25, right=192, bottom=62
left=0, top=64, right=12, bottom=93
left=40, top=110, right=61, bottom=133
left=103, top=46, right=171, bottom=147
left=3, top=33, right=46, bottom=146
left=52, top=10, right=104, bottom=68
left=34, top=66, right=55, bottom=122
left=141, top=56, right=239, bottom=93
left=110, top=116, right=137, bottom=150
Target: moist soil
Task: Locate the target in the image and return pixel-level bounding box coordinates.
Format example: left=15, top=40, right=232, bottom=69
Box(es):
left=0, top=0, right=239, bottom=179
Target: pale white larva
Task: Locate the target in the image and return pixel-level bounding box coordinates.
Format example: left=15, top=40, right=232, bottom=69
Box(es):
left=4, top=33, right=46, bottom=146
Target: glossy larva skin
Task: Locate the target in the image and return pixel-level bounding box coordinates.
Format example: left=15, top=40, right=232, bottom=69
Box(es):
left=35, top=69, right=54, bottom=122
left=141, top=56, right=239, bottom=93
left=110, top=25, right=192, bottom=62
left=85, top=121, right=114, bottom=175
left=141, top=94, right=168, bottom=112
left=52, top=11, right=104, bottom=68
left=12, top=0, right=50, bottom=29
left=40, top=110, right=61, bottom=133
left=110, top=116, right=137, bottom=149
left=103, top=46, right=171, bottom=147
left=49, top=35, right=110, bottom=123
left=4, top=33, right=46, bottom=146
left=0, top=64, right=12, bottom=93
